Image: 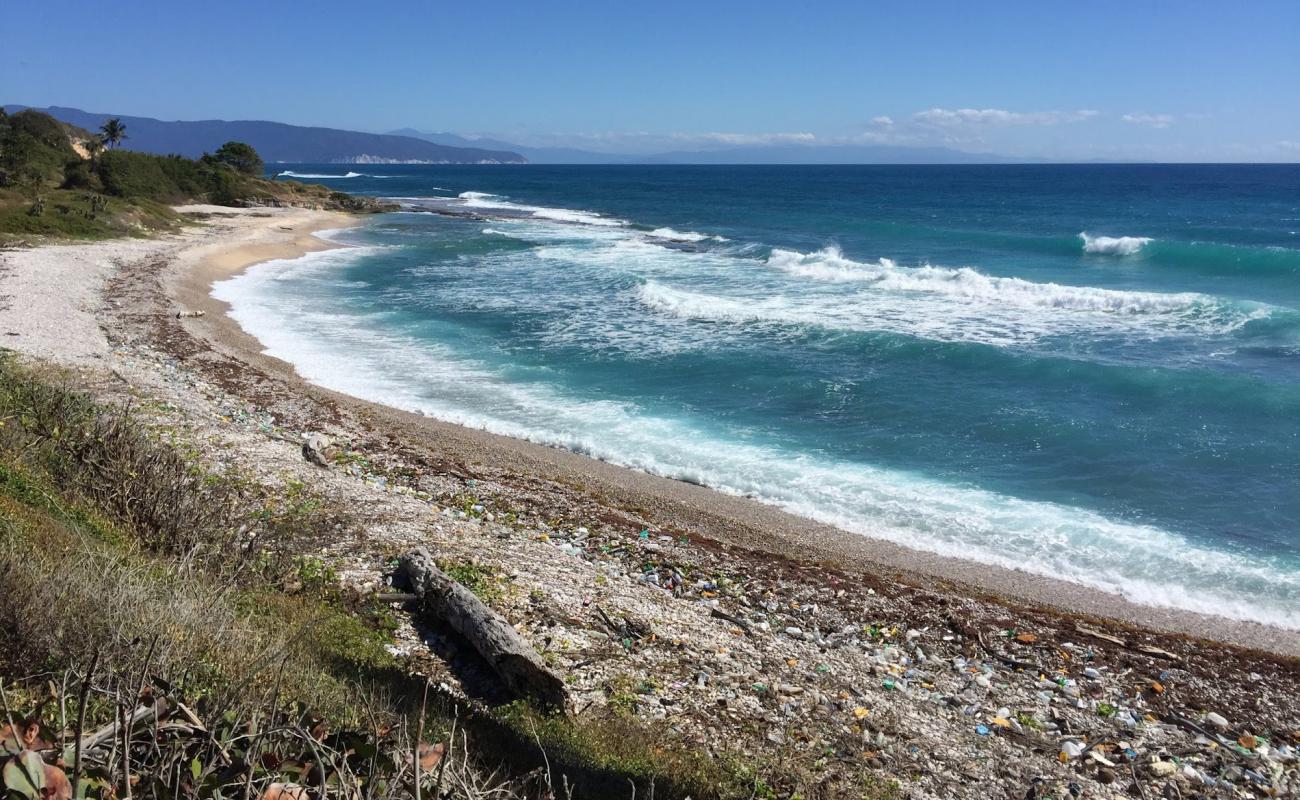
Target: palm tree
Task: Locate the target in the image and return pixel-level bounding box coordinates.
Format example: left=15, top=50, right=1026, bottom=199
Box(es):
left=84, top=135, right=105, bottom=163
left=99, top=118, right=127, bottom=149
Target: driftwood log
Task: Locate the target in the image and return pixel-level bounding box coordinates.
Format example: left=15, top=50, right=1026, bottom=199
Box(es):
left=398, top=548, right=568, bottom=710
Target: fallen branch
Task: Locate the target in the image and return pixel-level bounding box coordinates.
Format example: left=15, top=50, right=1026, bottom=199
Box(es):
left=1130, top=763, right=1149, bottom=800
left=78, top=703, right=157, bottom=755
left=1075, top=625, right=1182, bottom=663
left=975, top=630, right=1041, bottom=674
left=709, top=608, right=753, bottom=637
left=398, top=548, right=568, bottom=710
left=1164, top=713, right=1242, bottom=758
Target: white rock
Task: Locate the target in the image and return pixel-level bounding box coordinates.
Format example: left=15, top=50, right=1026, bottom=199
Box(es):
left=1150, top=760, right=1177, bottom=777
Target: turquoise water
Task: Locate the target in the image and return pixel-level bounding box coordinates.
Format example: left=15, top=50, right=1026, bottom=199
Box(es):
left=219, top=165, right=1300, bottom=627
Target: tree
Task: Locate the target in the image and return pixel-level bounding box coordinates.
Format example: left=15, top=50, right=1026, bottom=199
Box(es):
left=99, top=118, right=127, bottom=149
left=83, top=136, right=105, bottom=163
left=208, top=141, right=263, bottom=175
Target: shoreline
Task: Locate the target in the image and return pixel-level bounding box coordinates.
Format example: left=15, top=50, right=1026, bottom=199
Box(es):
left=175, top=209, right=1299, bottom=657
left=6, top=205, right=1299, bottom=797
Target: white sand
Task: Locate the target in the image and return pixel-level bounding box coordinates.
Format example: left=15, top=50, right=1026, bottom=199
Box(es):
left=0, top=206, right=349, bottom=367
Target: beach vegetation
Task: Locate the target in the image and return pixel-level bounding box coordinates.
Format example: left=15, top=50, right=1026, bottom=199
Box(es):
left=0, top=356, right=786, bottom=798
left=439, top=559, right=507, bottom=606
left=0, top=109, right=81, bottom=191
left=206, top=139, right=264, bottom=175
left=97, top=116, right=126, bottom=148
left=0, top=110, right=393, bottom=244
left=83, top=133, right=104, bottom=163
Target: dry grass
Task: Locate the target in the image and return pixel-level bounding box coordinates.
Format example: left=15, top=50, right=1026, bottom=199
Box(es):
left=0, top=357, right=787, bottom=799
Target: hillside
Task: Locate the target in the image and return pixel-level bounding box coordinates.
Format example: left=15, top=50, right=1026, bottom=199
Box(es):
left=7, top=106, right=527, bottom=164
left=0, top=108, right=393, bottom=243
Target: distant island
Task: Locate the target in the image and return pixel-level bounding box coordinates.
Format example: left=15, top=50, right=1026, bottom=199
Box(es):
left=4, top=105, right=528, bottom=165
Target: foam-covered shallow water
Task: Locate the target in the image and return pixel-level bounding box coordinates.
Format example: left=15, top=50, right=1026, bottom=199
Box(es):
left=229, top=164, right=1300, bottom=627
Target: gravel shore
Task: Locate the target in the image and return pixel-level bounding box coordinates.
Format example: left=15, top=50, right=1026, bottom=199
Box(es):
left=2, top=207, right=1297, bottom=798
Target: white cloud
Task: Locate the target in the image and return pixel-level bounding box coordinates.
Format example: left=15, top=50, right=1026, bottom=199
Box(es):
left=1122, top=113, right=1176, bottom=129
left=673, top=131, right=817, bottom=146
left=913, top=107, right=1099, bottom=126
left=1275, top=140, right=1300, bottom=152
left=871, top=115, right=894, bottom=126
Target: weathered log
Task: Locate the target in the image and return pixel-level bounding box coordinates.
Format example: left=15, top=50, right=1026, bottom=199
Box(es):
left=398, top=548, right=568, bottom=710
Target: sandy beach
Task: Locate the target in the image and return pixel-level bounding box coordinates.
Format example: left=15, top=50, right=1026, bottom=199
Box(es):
left=3, top=207, right=1297, bottom=799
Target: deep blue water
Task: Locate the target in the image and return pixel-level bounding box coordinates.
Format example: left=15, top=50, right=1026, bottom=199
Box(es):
left=219, top=164, right=1300, bottom=626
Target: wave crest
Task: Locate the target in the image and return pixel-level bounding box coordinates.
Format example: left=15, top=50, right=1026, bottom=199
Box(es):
left=277, top=171, right=363, bottom=179
left=768, top=246, right=1203, bottom=314
left=456, top=191, right=626, bottom=227
left=1080, top=232, right=1153, bottom=255
left=649, top=227, right=727, bottom=243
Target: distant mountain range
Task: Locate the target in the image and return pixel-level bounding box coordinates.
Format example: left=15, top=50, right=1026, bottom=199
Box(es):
left=390, top=128, right=1025, bottom=164
left=389, top=129, right=624, bottom=164
left=5, top=106, right=528, bottom=164
left=5, top=104, right=1026, bottom=165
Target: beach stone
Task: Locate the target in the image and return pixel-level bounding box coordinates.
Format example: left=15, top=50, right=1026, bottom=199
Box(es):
left=301, top=432, right=337, bottom=467
left=1150, top=760, right=1177, bottom=777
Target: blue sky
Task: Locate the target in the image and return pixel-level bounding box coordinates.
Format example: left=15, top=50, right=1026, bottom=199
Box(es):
left=6, top=0, right=1299, bottom=160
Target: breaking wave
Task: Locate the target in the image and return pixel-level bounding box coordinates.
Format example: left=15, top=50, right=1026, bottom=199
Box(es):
left=212, top=244, right=1300, bottom=629
left=457, top=191, right=626, bottom=227
left=1080, top=232, right=1153, bottom=255
left=649, top=227, right=727, bottom=243
left=276, top=171, right=364, bottom=179
left=767, top=246, right=1208, bottom=314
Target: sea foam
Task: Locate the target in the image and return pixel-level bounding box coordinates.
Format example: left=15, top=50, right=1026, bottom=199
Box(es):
left=768, top=246, right=1204, bottom=314
left=1080, top=232, right=1153, bottom=255
left=277, top=170, right=364, bottom=179
left=213, top=246, right=1300, bottom=630
left=457, top=191, right=626, bottom=227
left=649, top=227, right=727, bottom=243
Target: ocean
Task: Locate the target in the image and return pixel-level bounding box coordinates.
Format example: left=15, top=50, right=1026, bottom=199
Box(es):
left=216, top=164, right=1300, bottom=628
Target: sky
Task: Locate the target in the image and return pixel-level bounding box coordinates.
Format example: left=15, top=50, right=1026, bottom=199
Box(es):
left=5, top=0, right=1299, bottom=161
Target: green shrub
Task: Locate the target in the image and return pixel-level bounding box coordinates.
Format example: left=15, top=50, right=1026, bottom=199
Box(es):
left=154, top=153, right=211, bottom=196
left=207, top=140, right=263, bottom=175
left=61, top=159, right=96, bottom=189
left=0, top=110, right=79, bottom=190
left=206, top=166, right=241, bottom=205
left=96, top=149, right=182, bottom=199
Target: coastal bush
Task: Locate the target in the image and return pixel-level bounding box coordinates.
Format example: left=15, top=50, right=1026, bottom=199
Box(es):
left=0, top=109, right=79, bottom=189
left=60, top=158, right=96, bottom=189
left=95, top=149, right=184, bottom=200
left=0, top=358, right=348, bottom=571
left=206, top=140, right=264, bottom=175
left=153, top=152, right=212, bottom=196
left=2, top=112, right=388, bottom=239
left=206, top=165, right=241, bottom=205
left=95, top=150, right=241, bottom=203
left=0, top=357, right=403, bottom=716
